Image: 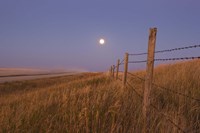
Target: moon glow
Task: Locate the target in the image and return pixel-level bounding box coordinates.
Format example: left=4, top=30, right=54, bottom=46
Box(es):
left=99, top=39, right=105, bottom=45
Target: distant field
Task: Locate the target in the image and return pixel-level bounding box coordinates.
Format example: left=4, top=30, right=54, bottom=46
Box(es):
left=0, top=60, right=199, bottom=132
left=0, top=68, right=49, bottom=76
left=0, top=68, right=81, bottom=83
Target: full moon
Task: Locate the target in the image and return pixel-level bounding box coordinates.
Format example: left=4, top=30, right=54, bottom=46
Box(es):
left=99, top=39, right=105, bottom=45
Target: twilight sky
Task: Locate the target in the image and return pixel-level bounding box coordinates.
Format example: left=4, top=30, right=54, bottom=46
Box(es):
left=0, top=0, right=200, bottom=71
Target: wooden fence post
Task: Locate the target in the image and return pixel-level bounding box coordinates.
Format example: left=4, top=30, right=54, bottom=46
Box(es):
left=116, top=59, right=120, bottom=79
left=110, top=66, right=113, bottom=77
left=123, top=53, right=129, bottom=86
left=112, top=65, right=115, bottom=78
left=143, top=28, right=157, bottom=133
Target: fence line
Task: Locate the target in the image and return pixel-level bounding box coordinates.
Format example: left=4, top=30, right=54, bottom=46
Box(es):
left=119, top=59, right=125, bottom=65
left=129, top=52, right=148, bottom=56
left=129, top=44, right=200, bottom=56
left=154, top=56, right=200, bottom=62
left=155, top=44, right=200, bottom=54
left=128, top=60, right=147, bottom=64
left=108, top=28, right=200, bottom=132
left=153, top=83, right=200, bottom=102
left=126, top=81, right=186, bottom=133
left=127, top=72, right=145, bottom=81
left=117, top=77, right=122, bottom=82
left=126, top=82, right=143, bottom=99
left=121, top=56, right=200, bottom=65
left=149, top=102, right=186, bottom=133
left=127, top=72, right=200, bottom=102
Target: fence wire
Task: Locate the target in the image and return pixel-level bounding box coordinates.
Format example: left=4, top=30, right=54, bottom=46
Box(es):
left=127, top=72, right=145, bottom=81
left=127, top=72, right=200, bottom=102
left=126, top=82, right=143, bottom=99
left=129, top=44, right=200, bottom=56
left=154, top=56, right=200, bottom=62
left=149, top=103, right=186, bottom=133
left=119, top=59, right=125, bottom=65
left=127, top=56, right=200, bottom=65
left=155, top=44, right=200, bottom=54
left=117, top=77, right=122, bottom=82
left=128, top=60, right=147, bottom=64
left=153, top=83, right=200, bottom=102
left=129, top=52, right=148, bottom=56
left=111, top=43, right=200, bottom=132
left=126, top=81, right=186, bottom=133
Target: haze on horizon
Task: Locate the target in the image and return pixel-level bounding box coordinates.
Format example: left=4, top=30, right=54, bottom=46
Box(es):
left=0, top=0, right=200, bottom=71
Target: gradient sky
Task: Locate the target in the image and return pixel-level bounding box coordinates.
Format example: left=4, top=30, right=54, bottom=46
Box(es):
left=0, top=0, right=200, bottom=71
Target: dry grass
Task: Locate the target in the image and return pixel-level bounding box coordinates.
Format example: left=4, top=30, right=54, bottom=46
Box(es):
left=0, top=60, right=200, bottom=132
left=129, top=60, right=200, bottom=132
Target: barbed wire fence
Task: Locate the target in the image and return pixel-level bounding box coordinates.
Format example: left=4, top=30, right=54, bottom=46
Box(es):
left=108, top=28, right=200, bottom=132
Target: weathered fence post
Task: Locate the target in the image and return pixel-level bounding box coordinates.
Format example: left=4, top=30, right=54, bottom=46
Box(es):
left=116, top=59, right=120, bottom=79
left=112, top=65, right=115, bottom=78
left=110, top=66, right=113, bottom=77
left=143, top=28, right=157, bottom=133
left=123, top=53, right=129, bottom=86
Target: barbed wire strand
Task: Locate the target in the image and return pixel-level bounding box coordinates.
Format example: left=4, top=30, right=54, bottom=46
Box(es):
left=117, top=77, right=123, bottom=82
left=119, top=59, right=125, bottom=65
left=127, top=75, right=186, bottom=120
left=127, top=72, right=200, bottom=102
left=155, top=44, right=200, bottom=54
left=129, top=44, right=200, bottom=56
left=126, top=82, right=143, bottom=99
left=128, top=60, right=147, bottom=64
left=127, top=72, right=145, bottom=81
left=149, top=103, right=186, bottom=133
left=153, top=83, right=200, bottom=102
left=154, top=56, right=200, bottom=62
left=129, top=52, right=148, bottom=56
left=126, top=82, right=186, bottom=133
left=128, top=56, right=200, bottom=65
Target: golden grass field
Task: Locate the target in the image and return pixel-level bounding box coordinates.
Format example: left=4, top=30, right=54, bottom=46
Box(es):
left=0, top=60, right=200, bottom=132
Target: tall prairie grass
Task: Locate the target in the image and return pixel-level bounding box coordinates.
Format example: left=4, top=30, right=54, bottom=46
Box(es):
left=130, top=60, right=200, bottom=132
left=0, top=60, right=199, bottom=132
